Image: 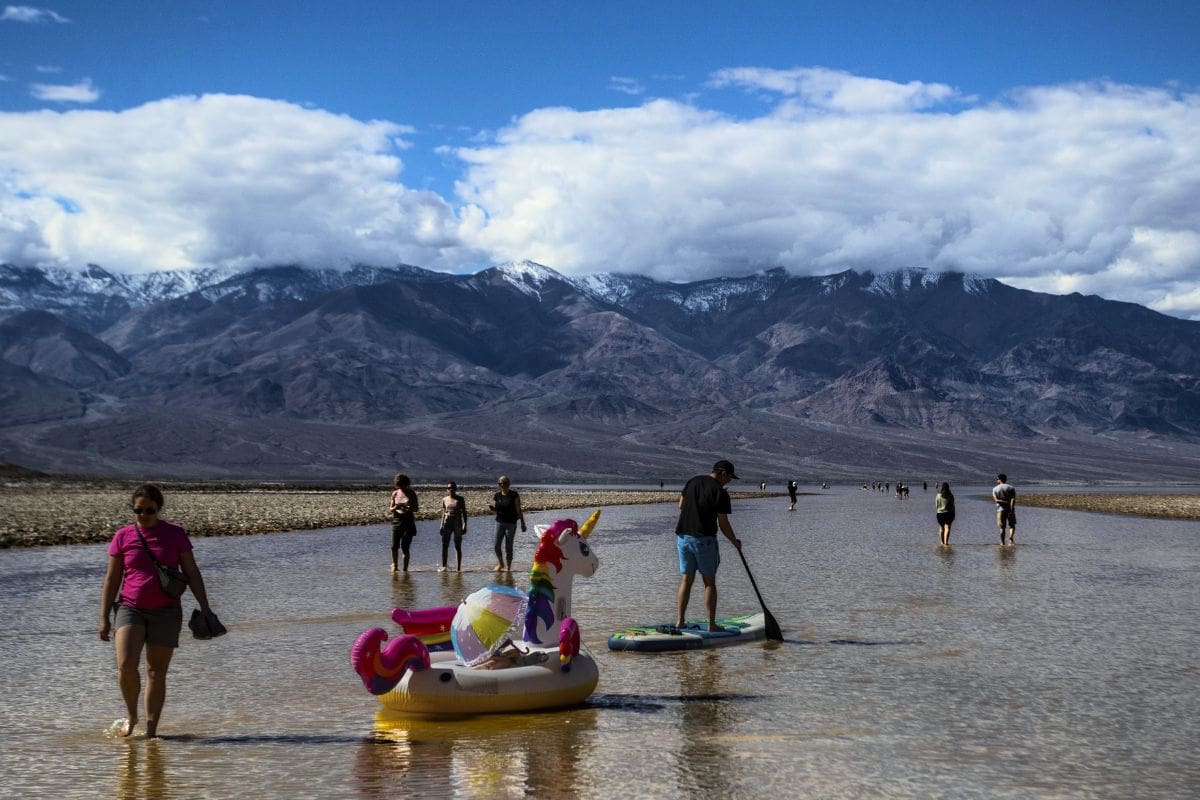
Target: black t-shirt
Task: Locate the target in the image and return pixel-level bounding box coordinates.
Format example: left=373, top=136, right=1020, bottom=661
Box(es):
left=493, top=490, right=521, bottom=523
left=676, top=474, right=732, bottom=537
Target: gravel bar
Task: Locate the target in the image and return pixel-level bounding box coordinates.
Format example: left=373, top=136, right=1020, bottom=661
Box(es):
left=0, top=480, right=776, bottom=548
left=1015, top=492, right=1200, bottom=520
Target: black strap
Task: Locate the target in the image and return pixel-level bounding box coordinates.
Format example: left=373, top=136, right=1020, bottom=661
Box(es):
left=133, top=523, right=168, bottom=571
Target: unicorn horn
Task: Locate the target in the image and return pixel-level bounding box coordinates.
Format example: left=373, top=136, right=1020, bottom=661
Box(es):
left=578, top=508, right=601, bottom=538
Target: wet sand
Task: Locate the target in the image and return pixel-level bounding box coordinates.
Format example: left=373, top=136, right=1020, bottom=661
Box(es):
left=0, top=479, right=777, bottom=548
left=1016, top=492, right=1200, bottom=520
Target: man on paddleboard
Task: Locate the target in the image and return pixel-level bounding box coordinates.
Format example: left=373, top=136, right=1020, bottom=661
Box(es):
left=675, top=459, right=743, bottom=632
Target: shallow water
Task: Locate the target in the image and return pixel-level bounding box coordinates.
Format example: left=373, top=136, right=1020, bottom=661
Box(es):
left=1, top=486, right=1198, bottom=799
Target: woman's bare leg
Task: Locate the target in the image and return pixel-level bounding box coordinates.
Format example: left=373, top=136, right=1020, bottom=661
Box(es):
left=143, top=643, right=175, bottom=738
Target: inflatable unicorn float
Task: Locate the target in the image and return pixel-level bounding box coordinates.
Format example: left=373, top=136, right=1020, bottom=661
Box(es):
left=351, top=510, right=600, bottom=716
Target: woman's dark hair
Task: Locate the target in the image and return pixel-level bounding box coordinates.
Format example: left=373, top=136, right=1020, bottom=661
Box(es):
left=132, top=484, right=165, bottom=510
left=939, top=482, right=953, bottom=497
left=394, top=473, right=410, bottom=488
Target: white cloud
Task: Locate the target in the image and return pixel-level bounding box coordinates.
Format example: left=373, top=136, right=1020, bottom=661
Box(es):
left=708, top=66, right=960, bottom=113
left=1, top=70, right=1198, bottom=321
left=0, top=94, right=484, bottom=272
left=34, top=64, right=63, bottom=73
left=1, top=5, right=69, bottom=23
left=454, top=77, right=1200, bottom=319
left=30, top=77, right=100, bottom=103
left=609, top=76, right=644, bottom=96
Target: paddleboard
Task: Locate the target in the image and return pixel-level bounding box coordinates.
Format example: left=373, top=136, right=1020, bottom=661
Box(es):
left=607, top=612, right=768, bottom=652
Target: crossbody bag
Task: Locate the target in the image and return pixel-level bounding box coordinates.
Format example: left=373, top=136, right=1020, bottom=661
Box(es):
left=134, top=523, right=190, bottom=598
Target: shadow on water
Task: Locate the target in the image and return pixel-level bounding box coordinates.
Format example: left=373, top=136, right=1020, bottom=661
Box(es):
left=587, top=692, right=762, bottom=713
left=781, top=637, right=922, bottom=646
left=163, top=733, right=376, bottom=746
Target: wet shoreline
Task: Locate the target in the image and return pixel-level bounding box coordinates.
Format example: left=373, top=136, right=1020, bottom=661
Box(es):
left=0, top=480, right=779, bottom=548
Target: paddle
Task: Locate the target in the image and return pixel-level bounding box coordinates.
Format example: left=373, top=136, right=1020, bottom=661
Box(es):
left=735, top=546, right=784, bottom=641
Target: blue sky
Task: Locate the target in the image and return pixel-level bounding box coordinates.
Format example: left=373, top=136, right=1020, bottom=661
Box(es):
left=2, top=1, right=1199, bottom=317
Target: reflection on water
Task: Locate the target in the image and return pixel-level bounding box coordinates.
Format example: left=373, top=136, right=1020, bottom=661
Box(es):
left=116, top=740, right=170, bottom=800
left=673, top=651, right=735, bottom=798
left=356, top=709, right=598, bottom=798
left=2, top=488, right=1199, bottom=798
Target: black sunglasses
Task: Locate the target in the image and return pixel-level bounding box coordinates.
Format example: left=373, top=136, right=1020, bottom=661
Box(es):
left=132, top=507, right=159, bottom=515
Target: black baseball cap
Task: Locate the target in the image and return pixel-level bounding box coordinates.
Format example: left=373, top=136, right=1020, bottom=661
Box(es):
left=712, top=459, right=739, bottom=479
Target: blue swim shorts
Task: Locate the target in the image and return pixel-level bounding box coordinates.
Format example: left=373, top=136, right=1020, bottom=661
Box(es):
left=676, top=534, right=720, bottom=577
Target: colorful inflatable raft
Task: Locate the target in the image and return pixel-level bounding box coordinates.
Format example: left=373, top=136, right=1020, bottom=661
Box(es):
left=351, top=512, right=601, bottom=716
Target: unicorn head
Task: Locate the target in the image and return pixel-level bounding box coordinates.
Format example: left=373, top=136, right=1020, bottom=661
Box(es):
left=522, top=510, right=600, bottom=645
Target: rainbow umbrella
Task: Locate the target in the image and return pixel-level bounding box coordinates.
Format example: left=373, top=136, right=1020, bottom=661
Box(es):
left=451, top=584, right=530, bottom=667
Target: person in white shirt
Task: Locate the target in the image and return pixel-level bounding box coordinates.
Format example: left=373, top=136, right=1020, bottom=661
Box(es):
left=992, top=473, right=1017, bottom=545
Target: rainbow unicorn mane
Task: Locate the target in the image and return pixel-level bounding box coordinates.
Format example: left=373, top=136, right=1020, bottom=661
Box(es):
left=520, top=512, right=599, bottom=646
left=523, top=519, right=573, bottom=644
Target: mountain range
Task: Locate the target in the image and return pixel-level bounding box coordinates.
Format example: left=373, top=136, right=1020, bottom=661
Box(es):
left=2, top=260, right=1199, bottom=483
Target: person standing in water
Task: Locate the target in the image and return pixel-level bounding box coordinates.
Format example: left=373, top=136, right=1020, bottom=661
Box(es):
left=389, top=473, right=419, bottom=572
left=787, top=479, right=798, bottom=511
left=993, top=473, right=1017, bottom=545
left=99, top=484, right=217, bottom=738
left=935, top=482, right=956, bottom=546
left=675, top=459, right=743, bottom=632
left=439, top=481, right=467, bottom=572
left=489, top=475, right=526, bottom=571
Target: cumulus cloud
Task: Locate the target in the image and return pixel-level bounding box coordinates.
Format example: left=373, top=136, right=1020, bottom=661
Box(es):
left=0, top=94, right=484, bottom=272
left=1, top=5, right=68, bottom=23
left=30, top=77, right=100, bottom=103
left=454, top=75, right=1200, bottom=319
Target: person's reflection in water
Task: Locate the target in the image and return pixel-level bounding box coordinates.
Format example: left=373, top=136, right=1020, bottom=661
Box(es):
left=389, top=572, right=418, bottom=614
left=673, top=650, right=736, bottom=798
left=937, top=545, right=956, bottom=569
left=997, top=542, right=1017, bottom=573
left=115, top=739, right=169, bottom=800
left=439, top=569, right=465, bottom=607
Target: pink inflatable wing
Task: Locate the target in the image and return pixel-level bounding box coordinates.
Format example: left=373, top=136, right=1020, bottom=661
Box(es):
left=350, top=628, right=431, bottom=695
left=391, top=606, right=456, bottom=636
left=559, top=618, right=581, bottom=672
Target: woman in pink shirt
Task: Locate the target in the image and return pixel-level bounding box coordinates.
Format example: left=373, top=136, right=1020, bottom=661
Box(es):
left=98, top=484, right=215, bottom=738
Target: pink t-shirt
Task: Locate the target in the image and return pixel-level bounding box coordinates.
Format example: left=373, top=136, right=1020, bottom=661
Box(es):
left=107, top=521, right=193, bottom=609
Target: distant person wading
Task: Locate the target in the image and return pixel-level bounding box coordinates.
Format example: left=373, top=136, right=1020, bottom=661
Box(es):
left=439, top=481, right=467, bottom=572
left=389, top=474, right=419, bottom=572
left=936, top=482, right=956, bottom=546
left=993, top=473, right=1017, bottom=546
left=490, top=476, right=526, bottom=571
